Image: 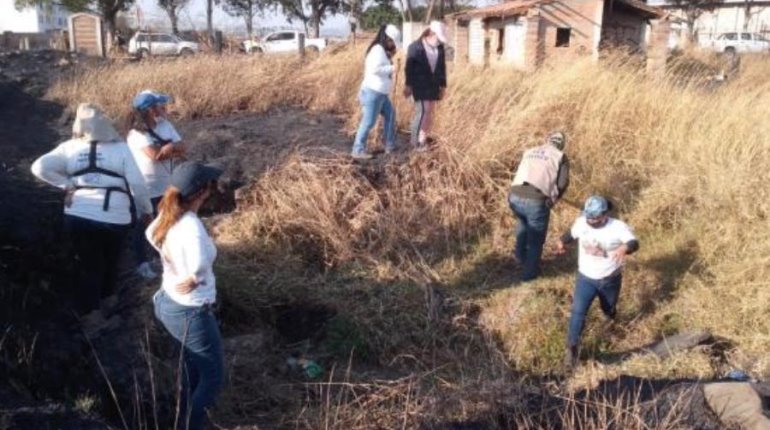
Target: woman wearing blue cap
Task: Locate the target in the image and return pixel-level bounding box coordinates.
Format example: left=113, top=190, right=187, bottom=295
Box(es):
left=555, top=195, right=639, bottom=369
left=146, top=161, right=224, bottom=430
left=127, top=90, right=186, bottom=279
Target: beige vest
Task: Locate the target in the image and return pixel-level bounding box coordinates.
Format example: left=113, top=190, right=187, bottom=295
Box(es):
left=511, top=144, right=564, bottom=201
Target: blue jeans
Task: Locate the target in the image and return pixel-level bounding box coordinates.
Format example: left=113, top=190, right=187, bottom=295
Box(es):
left=153, top=290, right=224, bottom=430
left=508, top=194, right=550, bottom=281
left=567, top=272, right=623, bottom=348
left=352, top=88, right=396, bottom=155
left=132, top=196, right=162, bottom=265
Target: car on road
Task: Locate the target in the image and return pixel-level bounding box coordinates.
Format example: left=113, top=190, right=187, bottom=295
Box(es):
left=241, top=30, right=327, bottom=55
left=128, top=32, right=200, bottom=58
left=708, top=32, right=770, bottom=54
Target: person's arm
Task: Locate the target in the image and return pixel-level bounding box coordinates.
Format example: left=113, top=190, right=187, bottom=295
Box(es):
left=176, top=221, right=213, bottom=294
left=438, top=45, right=447, bottom=89
left=365, top=45, right=394, bottom=77
left=30, top=142, right=73, bottom=190
left=610, top=223, right=639, bottom=263
left=555, top=220, right=580, bottom=254
left=404, top=43, right=417, bottom=96
left=123, top=146, right=153, bottom=219
left=556, top=156, right=570, bottom=199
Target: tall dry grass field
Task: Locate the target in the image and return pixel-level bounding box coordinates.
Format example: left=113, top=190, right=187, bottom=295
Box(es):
left=49, top=48, right=770, bottom=427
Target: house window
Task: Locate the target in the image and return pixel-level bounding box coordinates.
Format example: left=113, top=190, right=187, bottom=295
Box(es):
left=556, top=27, right=571, bottom=47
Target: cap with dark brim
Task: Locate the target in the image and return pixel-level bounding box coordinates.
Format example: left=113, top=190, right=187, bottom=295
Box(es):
left=171, top=161, right=223, bottom=199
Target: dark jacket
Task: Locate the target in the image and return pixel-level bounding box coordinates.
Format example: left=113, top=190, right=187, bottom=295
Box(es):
left=405, top=39, right=447, bottom=101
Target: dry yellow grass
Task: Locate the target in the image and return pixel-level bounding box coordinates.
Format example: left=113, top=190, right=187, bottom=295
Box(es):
left=49, top=47, right=770, bottom=427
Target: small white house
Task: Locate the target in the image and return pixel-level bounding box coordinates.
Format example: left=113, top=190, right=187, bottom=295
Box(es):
left=0, top=0, right=70, bottom=33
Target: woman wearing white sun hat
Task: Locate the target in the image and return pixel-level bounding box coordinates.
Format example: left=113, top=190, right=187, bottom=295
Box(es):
left=350, top=23, right=401, bottom=160
left=30, top=103, right=152, bottom=315
left=404, top=20, right=448, bottom=152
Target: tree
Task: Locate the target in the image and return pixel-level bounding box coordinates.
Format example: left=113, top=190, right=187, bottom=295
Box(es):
left=157, top=0, right=189, bottom=34
left=15, top=0, right=132, bottom=39
left=223, top=0, right=266, bottom=38
left=360, top=0, right=401, bottom=30
left=272, top=0, right=342, bottom=37
left=670, top=0, right=722, bottom=41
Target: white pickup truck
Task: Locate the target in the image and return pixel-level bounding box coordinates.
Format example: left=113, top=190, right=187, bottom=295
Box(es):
left=707, top=32, right=770, bottom=54
left=241, top=30, right=327, bottom=54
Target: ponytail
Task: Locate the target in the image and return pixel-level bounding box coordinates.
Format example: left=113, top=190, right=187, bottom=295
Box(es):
left=152, top=187, right=189, bottom=247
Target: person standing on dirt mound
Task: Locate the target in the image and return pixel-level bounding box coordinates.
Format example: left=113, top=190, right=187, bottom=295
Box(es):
left=147, top=161, right=224, bottom=430
left=555, top=195, right=639, bottom=370
left=30, top=103, right=153, bottom=316
left=350, top=24, right=401, bottom=160
left=404, top=20, right=448, bottom=152
left=127, top=90, right=186, bottom=279
left=508, top=131, right=570, bottom=282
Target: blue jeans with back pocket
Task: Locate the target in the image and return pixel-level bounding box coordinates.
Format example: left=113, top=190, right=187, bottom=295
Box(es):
left=352, top=87, right=396, bottom=155
left=153, top=290, right=224, bottom=430
left=508, top=193, right=551, bottom=281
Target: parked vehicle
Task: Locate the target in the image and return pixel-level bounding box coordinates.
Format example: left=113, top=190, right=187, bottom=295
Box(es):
left=708, top=32, right=770, bottom=54
left=128, top=32, right=200, bottom=58
left=241, top=31, right=327, bottom=54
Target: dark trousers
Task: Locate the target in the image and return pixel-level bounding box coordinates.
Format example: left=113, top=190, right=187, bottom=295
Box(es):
left=65, top=215, right=130, bottom=314
left=567, top=271, right=623, bottom=348
left=132, top=196, right=162, bottom=265
left=153, top=290, right=224, bottom=430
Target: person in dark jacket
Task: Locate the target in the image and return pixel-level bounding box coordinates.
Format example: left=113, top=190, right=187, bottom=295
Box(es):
left=404, top=20, right=448, bottom=152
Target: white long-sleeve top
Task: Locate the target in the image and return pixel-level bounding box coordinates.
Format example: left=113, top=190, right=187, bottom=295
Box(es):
left=127, top=119, right=183, bottom=198
left=30, top=138, right=152, bottom=225
left=146, top=212, right=217, bottom=307
left=361, top=44, right=395, bottom=95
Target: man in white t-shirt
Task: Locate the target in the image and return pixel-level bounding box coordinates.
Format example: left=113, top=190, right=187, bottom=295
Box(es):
left=555, top=195, right=639, bottom=369
left=127, top=90, right=186, bottom=279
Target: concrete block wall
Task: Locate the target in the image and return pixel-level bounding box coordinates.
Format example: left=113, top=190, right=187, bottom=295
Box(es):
left=468, top=18, right=484, bottom=65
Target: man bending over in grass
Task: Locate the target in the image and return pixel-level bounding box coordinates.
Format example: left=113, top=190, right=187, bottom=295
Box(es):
left=555, top=195, right=639, bottom=370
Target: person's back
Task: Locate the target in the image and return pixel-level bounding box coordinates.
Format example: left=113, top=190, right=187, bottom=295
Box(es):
left=33, top=137, right=142, bottom=225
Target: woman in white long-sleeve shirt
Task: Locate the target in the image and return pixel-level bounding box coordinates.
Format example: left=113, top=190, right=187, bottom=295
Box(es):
left=350, top=24, right=401, bottom=160
left=146, top=161, right=224, bottom=430
left=30, top=103, right=152, bottom=315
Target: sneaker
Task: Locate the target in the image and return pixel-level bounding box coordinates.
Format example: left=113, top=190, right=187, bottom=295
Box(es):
left=135, top=262, right=158, bottom=279
left=414, top=144, right=429, bottom=153
left=351, top=152, right=373, bottom=160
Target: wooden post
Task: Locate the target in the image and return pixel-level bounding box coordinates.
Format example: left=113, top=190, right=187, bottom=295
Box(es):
left=298, top=32, right=306, bottom=58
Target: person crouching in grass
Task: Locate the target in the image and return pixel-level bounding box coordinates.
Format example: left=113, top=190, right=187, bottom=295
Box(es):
left=555, top=195, right=639, bottom=370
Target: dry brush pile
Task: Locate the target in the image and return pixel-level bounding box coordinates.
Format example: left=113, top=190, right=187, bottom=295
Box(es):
left=49, top=48, right=770, bottom=427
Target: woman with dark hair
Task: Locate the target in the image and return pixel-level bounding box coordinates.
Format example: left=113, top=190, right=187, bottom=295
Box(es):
left=404, top=20, right=448, bottom=151
left=147, top=161, right=224, bottom=430
left=350, top=23, right=401, bottom=160
left=127, top=90, right=186, bottom=279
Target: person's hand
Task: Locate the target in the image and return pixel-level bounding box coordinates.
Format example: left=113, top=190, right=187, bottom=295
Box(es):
left=141, top=213, right=153, bottom=226
left=439, top=87, right=446, bottom=100
left=64, top=185, right=75, bottom=208
left=175, top=277, right=197, bottom=295
left=403, top=86, right=413, bottom=99
left=155, top=143, right=175, bottom=161
left=554, top=240, right=567, bottom=256
left=610, top=244, right=628, bottom=264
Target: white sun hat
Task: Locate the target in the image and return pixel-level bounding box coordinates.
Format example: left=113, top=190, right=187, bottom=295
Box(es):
left=71, top=103, right=121, bottom=142
left=429, top=20, right=448, bottom=44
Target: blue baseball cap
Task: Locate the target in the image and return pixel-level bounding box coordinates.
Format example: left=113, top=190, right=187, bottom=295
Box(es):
left=171, top=161, right=223, bottom=199
left=583, top=195, right=609, bottom=219
left=132, top=90, right=172, bottom=112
